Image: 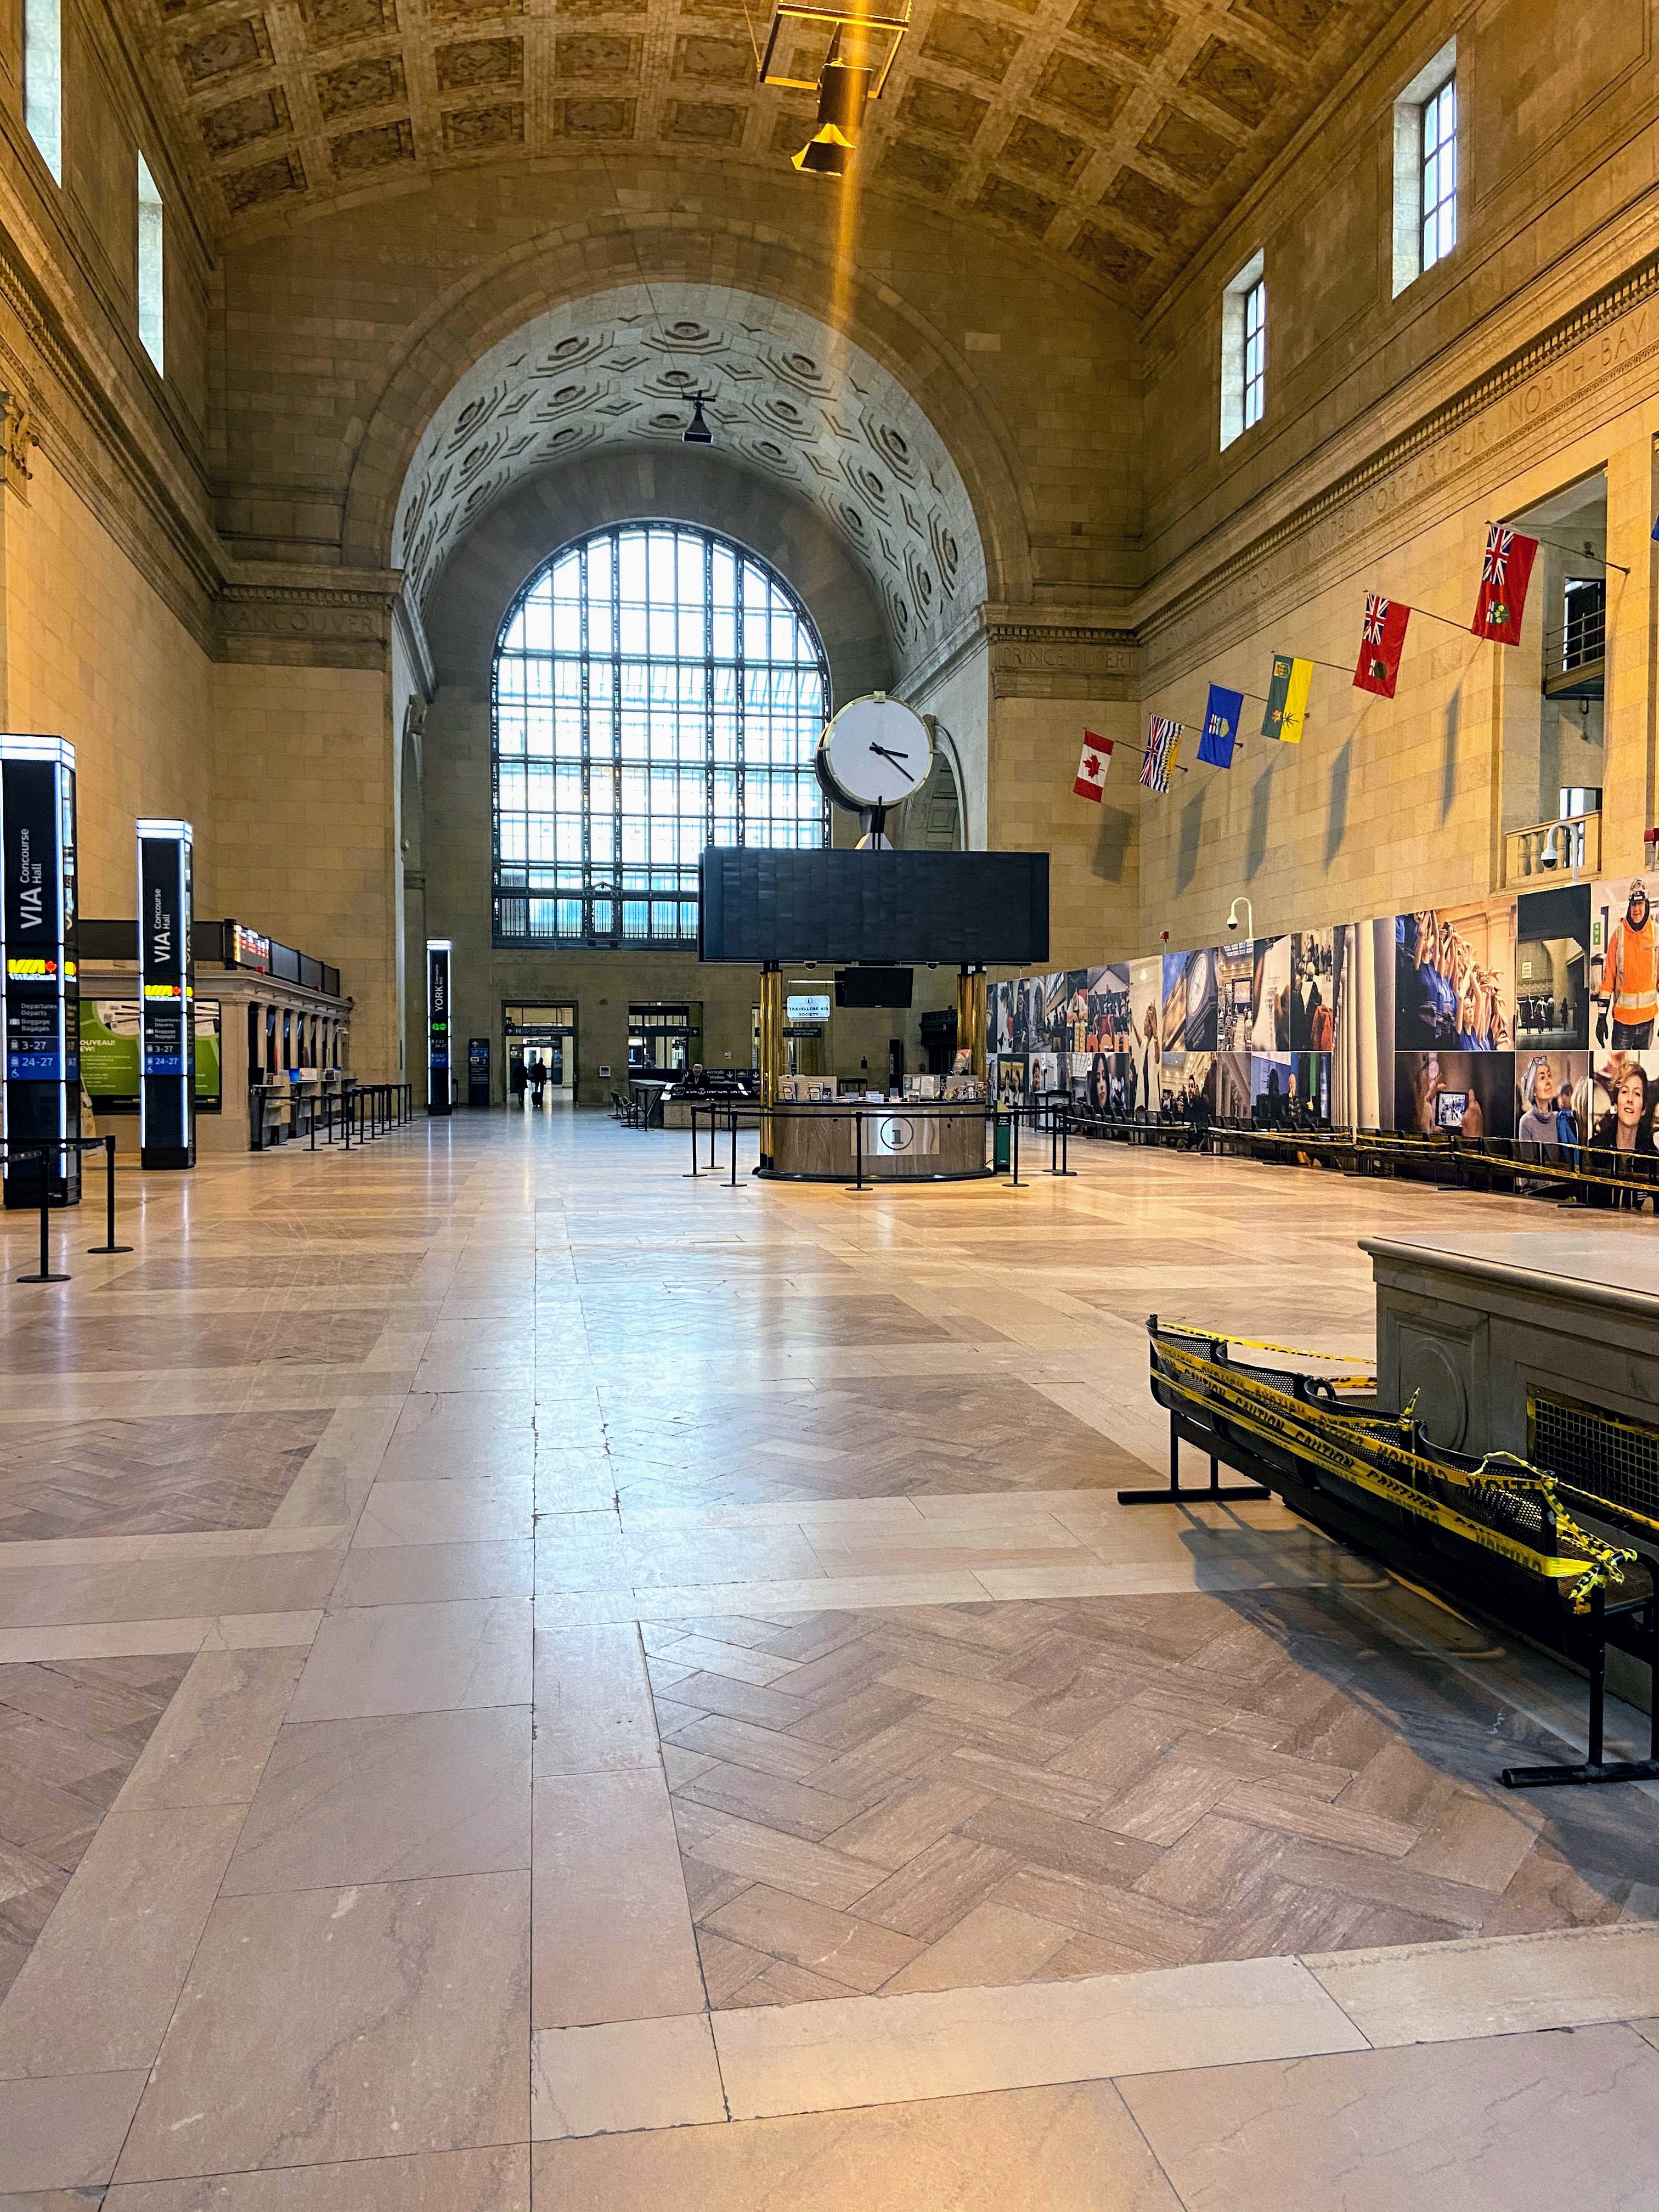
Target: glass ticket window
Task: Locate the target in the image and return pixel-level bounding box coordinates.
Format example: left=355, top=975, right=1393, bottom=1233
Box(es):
left=628, top=1002, right=698, bottom=1075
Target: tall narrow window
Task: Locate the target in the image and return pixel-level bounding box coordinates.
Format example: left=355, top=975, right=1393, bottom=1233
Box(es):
left=23, top=0, right=62, bottom=184
left=137, top=154, right=163, bottom=373
left=1242, top=278, right=1266, bottom=432
left=1392, top=40, right=1456, bottom=295
left=1420, top=77, right=1457, bottom=273
left=492, top=522, right=830, bottom=949
left=1219, top=250, right=1265, bottom=450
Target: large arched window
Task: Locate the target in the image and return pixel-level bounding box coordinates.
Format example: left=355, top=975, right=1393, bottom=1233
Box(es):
left=493, top=522, right=831, bottom=947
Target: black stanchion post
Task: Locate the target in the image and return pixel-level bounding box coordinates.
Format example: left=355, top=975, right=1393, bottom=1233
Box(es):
left=855, top=1108, right=864, bottom=1191
left=730, top=1107, right=738, bottom=1187
left=689, top=1108, right=699, bottom=1178
left=1011, top=1108, right=1022, bottom=1188
left=17, top=1147, right=69, bottom=1284
left=88, top=1134, right=132, bottom=1254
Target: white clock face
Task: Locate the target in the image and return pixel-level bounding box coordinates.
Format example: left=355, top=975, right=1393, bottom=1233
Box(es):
left=818, top=696, right=933, bottom=810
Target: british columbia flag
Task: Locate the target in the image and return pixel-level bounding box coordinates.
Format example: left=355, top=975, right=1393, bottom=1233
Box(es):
left=1140, top=716, right=1181, bottom=794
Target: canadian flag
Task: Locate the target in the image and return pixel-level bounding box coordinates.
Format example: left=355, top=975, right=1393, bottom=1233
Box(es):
left=1074, top=733, right=1113, bottom=801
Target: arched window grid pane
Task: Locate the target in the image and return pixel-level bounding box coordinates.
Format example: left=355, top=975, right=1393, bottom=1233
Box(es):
left=493, top=522, right=830, bottom=947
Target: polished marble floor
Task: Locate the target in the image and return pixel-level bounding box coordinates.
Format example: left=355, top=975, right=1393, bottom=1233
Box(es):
left=0, top=1109, right=1656, bottom=2208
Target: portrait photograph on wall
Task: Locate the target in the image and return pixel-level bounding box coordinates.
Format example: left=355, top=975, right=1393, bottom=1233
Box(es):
left=1087, top=964, right=1131, bottom=1049
left=1515, top=883, right=1590, bottom=1049
left=995, top=1057, right=1026, bottom=1105
left=1584, top=1048, right=1659, bottom=1159
left=1394, top=1049, right=1518, bottom=1138
left=1253, top=935, right=1292, bottom=1049
left=1216, top=939, right=1255, bottom=1049
left=1028, top=1048, right=1060, bottom=1096
left=1516, top=1048, right=1592, bottom=1161
left=1289, top=1052, right=1332, bottom=1123
left=1249, top=1052, right=1295, bottom=1124
left=1129, top=957, right=1163, bottom=1116
left=1395, top=901, right=1515, bottom=1052
left=1590, top=874, right=1657, bottom=1050
left=1162, top=947, right=1217, bottom=1052
left=1215, top=1051, right=1252, bottom=1122
left=1289, top=927, right=1335, bottom=1052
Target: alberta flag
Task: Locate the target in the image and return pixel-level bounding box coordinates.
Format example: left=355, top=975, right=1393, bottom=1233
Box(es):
left=1197, top=684, right=1243, bottom=768
left=1471, top=524, right=1539, bottom=644
left=1141, top=717, right=1180, bottom=794
left=1074, top=734, right=1113, bottom=801
left=1353, top=594, right=1410, bottom=697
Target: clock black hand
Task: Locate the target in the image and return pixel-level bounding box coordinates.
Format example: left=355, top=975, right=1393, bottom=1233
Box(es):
left=868, top=742, right=912, bottom=767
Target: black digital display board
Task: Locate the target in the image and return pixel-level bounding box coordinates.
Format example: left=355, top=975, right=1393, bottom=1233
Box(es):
left=427, top=940, right=452, bottom=1115
left=1, top=737, right=78, bottom=1207
left=137, top=819, right=195, bottom=1169
left=698, top=850, right=1048, bottom=965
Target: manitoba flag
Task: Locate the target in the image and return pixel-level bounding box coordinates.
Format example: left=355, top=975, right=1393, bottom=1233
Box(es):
left=1471, top=524, right=1539, bottom=644
left=1074, top=734, right=1113, bottom=801
left=1353, top=594, right=1410, bottom=697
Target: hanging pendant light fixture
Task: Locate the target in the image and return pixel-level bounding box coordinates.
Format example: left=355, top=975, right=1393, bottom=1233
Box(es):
left=682, top=391, right=714, bottom=445
left=746, top=1, right=910, bottom=174
left=792, top=59, right=871, bottom=176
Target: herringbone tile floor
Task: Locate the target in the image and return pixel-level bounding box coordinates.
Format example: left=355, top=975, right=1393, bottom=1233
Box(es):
left=652, top=1592, right=1659, bottom=2007
left=0, top=1410, right=334, bottom=1540
left=604, top=1375, right=1148, bottom=1507
left=0, top=1654, right=193, bottom=2000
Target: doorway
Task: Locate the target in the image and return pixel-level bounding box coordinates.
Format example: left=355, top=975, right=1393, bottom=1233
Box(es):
left=504, top=1004, right=576, bottom=1108
left=627, top=1002, right=700, bottom=1076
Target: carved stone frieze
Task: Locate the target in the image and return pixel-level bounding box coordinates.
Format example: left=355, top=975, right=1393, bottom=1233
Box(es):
left=985, top=616, right=1141, bottom=701
left=215, top=565, right=405, bottom=668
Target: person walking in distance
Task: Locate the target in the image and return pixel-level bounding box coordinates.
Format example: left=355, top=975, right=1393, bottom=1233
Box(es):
left=1598, top=879, right=1658, bottom=1048
left=529, top=1054, right=548, bottom=1108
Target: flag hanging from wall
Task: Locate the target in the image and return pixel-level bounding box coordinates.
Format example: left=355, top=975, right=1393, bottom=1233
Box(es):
left=1353, top=594, right=1411, bottom=697
left=1470, top=524, right=1539, bottom=644
left=1197, top=684, right=1244, bottom=768
left=1141, top=717, right=1180, bottom=794
left=1260, top=653, right=1313, bottom=743
left=1073, top=734, right=1113, bottom=801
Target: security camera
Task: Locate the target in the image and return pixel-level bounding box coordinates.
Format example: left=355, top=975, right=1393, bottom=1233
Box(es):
left=1226, top=916, right=1238, bottom=932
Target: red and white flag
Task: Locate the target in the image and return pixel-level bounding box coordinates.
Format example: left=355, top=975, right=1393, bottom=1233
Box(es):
left=1353, top=594, right=1410, bottom=697
left=1470, top=524, right=1539, bottom=645
left=1074, top=733, right=1113, bottom=802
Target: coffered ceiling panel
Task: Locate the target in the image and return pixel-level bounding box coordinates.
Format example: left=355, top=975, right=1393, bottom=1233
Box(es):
left=137, top=0, right=1374, bottom=306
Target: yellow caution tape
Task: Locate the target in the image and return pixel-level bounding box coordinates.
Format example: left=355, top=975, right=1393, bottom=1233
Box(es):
left=1152, top=1329, right=1635, bottom=1611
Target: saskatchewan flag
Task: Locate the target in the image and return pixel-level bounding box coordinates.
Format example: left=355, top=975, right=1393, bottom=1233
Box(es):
left=1261, top=653, right=1313, bottom=743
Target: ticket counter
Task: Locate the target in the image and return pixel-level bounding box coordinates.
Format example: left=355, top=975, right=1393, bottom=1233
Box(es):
left=760, top=1090, right=990, bottom=1182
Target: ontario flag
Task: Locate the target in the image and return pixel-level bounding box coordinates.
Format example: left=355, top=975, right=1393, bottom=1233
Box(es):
left=1471, top=524, right=1539, bottom=644
left=1074, top=733, right=1113, bottom=801
left=1353, top=594, right=1410, bottom=697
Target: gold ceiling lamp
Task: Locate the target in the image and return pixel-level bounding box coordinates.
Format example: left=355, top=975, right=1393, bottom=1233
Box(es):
left=745, top=0, right=911, bottom=177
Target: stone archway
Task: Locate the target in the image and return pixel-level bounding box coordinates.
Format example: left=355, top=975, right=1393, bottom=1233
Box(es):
left=388, top=281, right=990, bottom=686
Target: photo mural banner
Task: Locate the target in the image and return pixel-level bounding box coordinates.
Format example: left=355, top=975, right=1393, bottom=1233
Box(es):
left=980, top=888, right=1603, bottom=1144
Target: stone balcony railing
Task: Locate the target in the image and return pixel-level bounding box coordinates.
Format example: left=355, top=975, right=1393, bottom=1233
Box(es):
left=1503, top=810, right=1601, bottom=884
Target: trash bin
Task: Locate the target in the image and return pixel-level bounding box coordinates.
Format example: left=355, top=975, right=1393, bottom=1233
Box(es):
left=994, top=1119, right=1012, bottom=1170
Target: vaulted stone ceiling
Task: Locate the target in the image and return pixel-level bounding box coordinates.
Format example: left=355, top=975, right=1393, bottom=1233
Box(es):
left=392, top=284, right=988, bottom=672
left=141, top=0, right=1373, bottom=307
